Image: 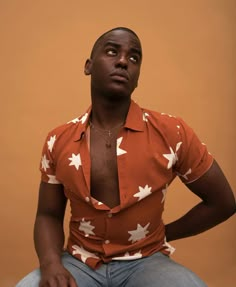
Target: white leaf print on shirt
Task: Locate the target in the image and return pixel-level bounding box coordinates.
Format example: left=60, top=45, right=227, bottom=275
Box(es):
left=68, top=117, right=79, bottom=124
left=142, top=112, right=149, bottom=122
left=161, top=113, right=176, bottom=118
left=79, top=113, right=88, bottom=124
left=177, top=168, right=192, bottom=181
left=67, top=113, right=88, bottom=124
left=163, top=142, right=182, bottom=169
left=47, top=175, right=60, bottom=184
left=128, top=223, right=150, bottom=243
left=41, top=154, right=50, bottom=171
left=117, top=137, right=127, bottom=156
left=133, top=184, right=152, bottom=201
left=68, top=153, right=82, bottom=170
left=47, top=135, right=56, bottom=152
left=162, top=237, right=175, bottom=255
left=161, top=184, right=168, bottom=203
left=112, top=250, right=142, bottom=260
left=72, top=245, right=99, bottom=263
left=79, top=218, right=95, bottom=237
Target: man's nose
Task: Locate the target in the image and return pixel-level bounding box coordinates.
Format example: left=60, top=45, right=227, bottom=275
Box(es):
left=115, top=55, right=128, bottom=69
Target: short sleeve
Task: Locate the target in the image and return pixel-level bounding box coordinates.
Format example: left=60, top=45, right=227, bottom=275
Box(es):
left=39, top=133, right=61, bottom=184
left=175, top=118, right=213, bottom=184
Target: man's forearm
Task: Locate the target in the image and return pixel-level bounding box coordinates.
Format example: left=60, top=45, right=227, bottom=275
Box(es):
left=165, top=201, right=235, bottom=242
left=34, top=214, right=65, bottom=268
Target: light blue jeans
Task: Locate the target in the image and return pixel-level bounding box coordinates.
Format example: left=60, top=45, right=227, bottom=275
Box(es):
left=16, top=252, right=207, bottom=287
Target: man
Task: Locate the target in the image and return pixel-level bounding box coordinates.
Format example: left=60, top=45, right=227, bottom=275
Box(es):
left=16, top=27, right=235, bottom=287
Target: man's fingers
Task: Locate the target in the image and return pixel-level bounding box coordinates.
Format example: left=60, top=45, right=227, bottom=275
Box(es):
left=69, top=276, right=78, bottom=287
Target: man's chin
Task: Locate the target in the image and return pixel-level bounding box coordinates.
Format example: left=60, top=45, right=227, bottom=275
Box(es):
left=106, top=84, right=134, bottom=99
left=106, top=90, right=131, bottom=101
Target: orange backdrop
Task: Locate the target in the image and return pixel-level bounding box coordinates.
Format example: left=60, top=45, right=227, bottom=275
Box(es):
left=1, top=1, right=235, bottom=286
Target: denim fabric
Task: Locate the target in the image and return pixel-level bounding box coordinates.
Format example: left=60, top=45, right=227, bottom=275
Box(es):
left=16, top=252, right=207, bottom=287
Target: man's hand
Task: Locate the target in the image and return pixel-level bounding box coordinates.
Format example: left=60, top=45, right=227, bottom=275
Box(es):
left=39, top=262, right=78, bottom=287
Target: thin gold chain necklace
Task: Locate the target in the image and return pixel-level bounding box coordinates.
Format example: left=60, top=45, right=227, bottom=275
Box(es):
left=89, top=121, right=124, bottom=148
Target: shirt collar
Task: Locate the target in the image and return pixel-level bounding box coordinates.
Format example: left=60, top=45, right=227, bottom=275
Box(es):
left=73, top=100, right=144, bottom=141
left=72, top=106, right=92, bottom=141
left=124, top=100, right=145, bottom=132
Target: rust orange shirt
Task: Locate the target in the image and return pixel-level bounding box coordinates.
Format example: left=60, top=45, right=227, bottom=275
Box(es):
left=40, top=100, right=213, bottom=269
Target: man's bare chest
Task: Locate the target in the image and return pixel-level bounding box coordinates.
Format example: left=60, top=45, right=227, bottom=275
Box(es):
left=90, top=129, right=120, bottom=208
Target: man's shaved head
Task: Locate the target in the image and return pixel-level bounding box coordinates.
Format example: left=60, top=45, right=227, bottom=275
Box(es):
left=90, top=27, right=142, bottom=58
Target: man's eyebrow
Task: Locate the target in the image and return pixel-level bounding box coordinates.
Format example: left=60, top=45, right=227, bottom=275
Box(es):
left=104, top=41, right=142, bottom=57
left=130, top=47, right=142, bottom=57
left=104, top=41, right=121, bottom=48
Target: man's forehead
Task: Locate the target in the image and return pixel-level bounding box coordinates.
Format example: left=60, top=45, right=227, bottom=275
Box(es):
left=101, top=30, right=142, bottom=49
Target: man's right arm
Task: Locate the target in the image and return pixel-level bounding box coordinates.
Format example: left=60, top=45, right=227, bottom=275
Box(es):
left=34, top=181, right=77, bottom=287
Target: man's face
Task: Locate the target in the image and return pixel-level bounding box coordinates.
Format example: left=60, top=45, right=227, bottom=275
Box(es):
left=85, top=29, right=142, bottom=98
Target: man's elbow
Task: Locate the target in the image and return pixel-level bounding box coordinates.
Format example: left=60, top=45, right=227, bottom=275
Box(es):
left=227, top=199, right=236, bottom=217
left=219, top=197, right=236, bottom=220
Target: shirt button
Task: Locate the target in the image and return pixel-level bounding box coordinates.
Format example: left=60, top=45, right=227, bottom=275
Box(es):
left=105, top=240, right=110, bottom=244
left=85, top=197, right=90, bottom=202
left=107, top=213, right=112, bottom=218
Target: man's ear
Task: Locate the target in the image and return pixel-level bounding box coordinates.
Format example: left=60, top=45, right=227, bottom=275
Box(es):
left=84, top=59, right=92, bottom=75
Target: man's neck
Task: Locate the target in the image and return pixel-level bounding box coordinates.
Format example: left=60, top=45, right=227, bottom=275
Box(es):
left=90, top=95, right=131, bottom=129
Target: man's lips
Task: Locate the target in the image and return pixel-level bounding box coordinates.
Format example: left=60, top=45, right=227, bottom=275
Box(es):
left=110, top=71, right=129, bottom=82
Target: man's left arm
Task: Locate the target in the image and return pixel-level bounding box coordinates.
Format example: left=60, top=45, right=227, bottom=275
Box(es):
left=165, top=159, right=236, bottom=242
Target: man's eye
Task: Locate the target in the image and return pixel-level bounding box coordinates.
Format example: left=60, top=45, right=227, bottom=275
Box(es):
left=106, top=49, right=117, bottom=56
left=130, top=55, right=139, bottom=63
